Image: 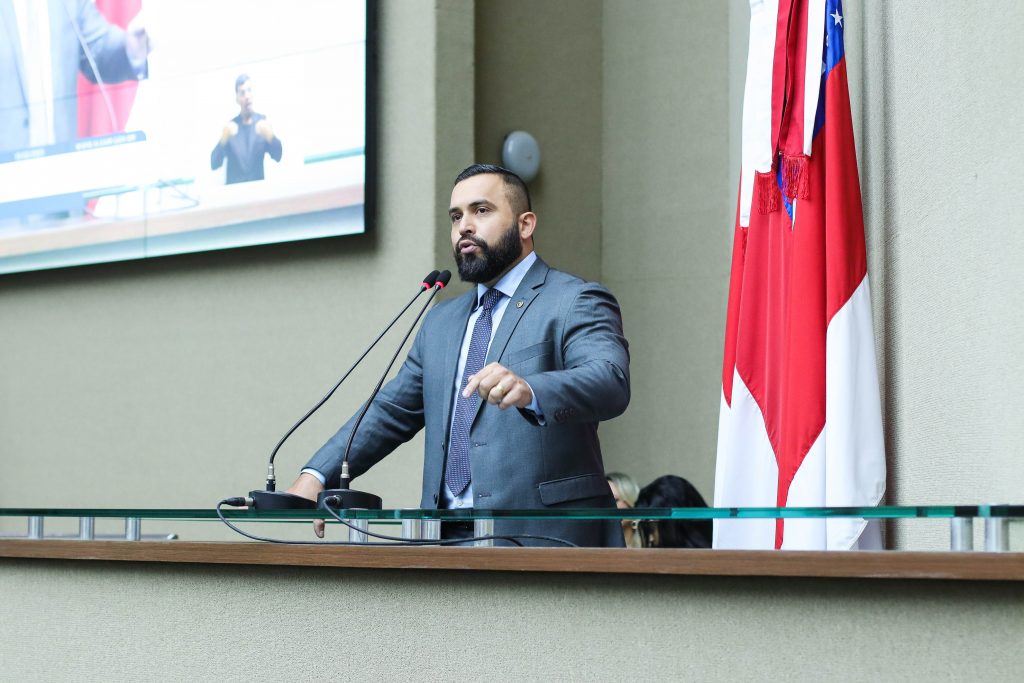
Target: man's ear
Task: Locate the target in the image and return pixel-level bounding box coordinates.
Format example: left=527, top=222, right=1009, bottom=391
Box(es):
left=518, top=212, right=537, bottom=240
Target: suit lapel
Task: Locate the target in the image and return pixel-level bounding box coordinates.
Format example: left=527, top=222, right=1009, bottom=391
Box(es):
left=470, top=256, right=550, bottom=425
left=439, top=289, right=477, bottom=435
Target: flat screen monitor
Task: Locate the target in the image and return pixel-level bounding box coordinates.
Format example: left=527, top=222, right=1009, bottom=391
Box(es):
left=0, top=0, right=373, bottom=274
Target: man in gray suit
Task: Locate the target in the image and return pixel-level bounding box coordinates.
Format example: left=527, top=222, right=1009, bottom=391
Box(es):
left=288, top=164, right=630, bottom=547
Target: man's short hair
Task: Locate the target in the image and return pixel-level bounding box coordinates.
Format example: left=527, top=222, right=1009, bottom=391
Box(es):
left=454, top=164, right=532, bottom=216
left=235, top=74, right=250, bottom=93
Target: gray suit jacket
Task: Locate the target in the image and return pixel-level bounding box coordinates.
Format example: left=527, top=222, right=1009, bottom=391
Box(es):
left=0, top=0, right=140, bottom=152
left=306, top=257, right=631, bottom=547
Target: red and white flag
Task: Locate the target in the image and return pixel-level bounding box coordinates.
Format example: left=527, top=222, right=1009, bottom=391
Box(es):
left=714, top=0, right=885, bottom=550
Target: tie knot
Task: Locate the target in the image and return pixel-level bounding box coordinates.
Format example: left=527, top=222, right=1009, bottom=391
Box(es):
left=480, top=288, right=502, bottom=312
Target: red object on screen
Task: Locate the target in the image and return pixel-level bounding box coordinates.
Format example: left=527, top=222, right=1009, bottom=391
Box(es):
left=76, top=0, right=141, bottom=138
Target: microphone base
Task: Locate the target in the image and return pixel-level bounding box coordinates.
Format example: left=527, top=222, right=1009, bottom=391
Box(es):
left=249, top=490, right=318, bottom=510
left=318, top=488, right=383, bottom=510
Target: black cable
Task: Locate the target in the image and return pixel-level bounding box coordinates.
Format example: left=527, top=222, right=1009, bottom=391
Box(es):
left=317, top=503, right=578, bottom=548
left=216, top=500, right=578, bottom=548
left=217, top=500, right=440, bottom=546
left=216, top=500, right=520, bottom=546
left=321, top=502, right=530, bottom=547
left=217, top=501, right=337, bottom=545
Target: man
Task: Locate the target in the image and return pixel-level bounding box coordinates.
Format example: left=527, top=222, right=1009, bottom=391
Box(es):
left=287, top=164, right=630, bottom=547
left=210, top=74, right=282, bottom=185
left=0, top=0, right=150, bottom=151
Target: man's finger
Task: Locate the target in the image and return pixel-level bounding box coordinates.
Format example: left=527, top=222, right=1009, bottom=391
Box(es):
left=499, top=382, right=523, bottom=409
left=314, top=519, right=325, bottom=538
left=497, top=383, right=518, bottom=409
left=483, top=372, right=511, bottom=404
left=462, top=373, right=482, bottom=399
left=463, top=364, right=498, bottom=398
left=487, top=373, right=518, bottom=405
left=500, top=380, right=532, bottom=410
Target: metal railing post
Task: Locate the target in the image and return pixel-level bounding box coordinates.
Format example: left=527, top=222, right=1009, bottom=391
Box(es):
left=473, top=519, right=494, bottom=547
left=984, top=518, right=1010, bottom=552
left=78, top=517, right=95, bottom=541
left=124, top=518, right=141, bottom=541
left=949, top=517, right=973, bottom=551
left=27, top=516, right=44, bottom=540
left=346, top=519, right=369, bottom=544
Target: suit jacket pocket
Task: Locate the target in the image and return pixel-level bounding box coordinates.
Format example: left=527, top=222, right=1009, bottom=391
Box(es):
left=505, top=339, right=553, bottom=366
left=538, top=473, right=611, bottom=506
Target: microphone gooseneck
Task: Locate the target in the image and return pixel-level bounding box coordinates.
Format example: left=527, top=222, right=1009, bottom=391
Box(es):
left=328, top=270, right=451, bottom=502
left=249, top=271, right=440, bottom=510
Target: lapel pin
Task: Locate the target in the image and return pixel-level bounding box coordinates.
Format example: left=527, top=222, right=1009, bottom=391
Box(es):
left=516, top=300, right=524, bottom=308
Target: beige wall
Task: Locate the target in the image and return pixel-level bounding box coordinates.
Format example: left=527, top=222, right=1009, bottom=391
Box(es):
left=854, top=0, right=1024, bottom=549
left=474, top=0, right=604, bottom=282
left=599, top=1, right=733, bottom=498
left=2, top=559, right=1022, bottom=681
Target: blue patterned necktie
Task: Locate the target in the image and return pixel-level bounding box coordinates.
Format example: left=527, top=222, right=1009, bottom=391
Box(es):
left=446, top=288, right=503, bottom=497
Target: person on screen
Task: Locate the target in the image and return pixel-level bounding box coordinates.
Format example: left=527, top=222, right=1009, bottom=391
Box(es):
left=210, top=74, right=283, bottom=185
left=286, top=164, right=632, bottom=547
left=634, top=475, right=712, bottom=548
left=0, top=0, right=150, bottom=152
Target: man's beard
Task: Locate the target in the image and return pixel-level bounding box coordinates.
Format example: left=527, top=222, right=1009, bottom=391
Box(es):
left=454, top=221, right=523, bottom=283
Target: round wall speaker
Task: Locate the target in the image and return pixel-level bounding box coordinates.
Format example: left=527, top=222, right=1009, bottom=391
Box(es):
left=501, top=131, right=541, bottom=182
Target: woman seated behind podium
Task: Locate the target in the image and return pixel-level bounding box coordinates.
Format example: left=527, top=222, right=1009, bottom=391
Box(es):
left=606, top=471, right=642, bottom=548
left=634, top=475, right=712, bottom=549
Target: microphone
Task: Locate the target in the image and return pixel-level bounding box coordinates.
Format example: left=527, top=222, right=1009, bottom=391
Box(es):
left=317, top=271, right=451, bottom=510
left=249, top=271, right=441, bottom=510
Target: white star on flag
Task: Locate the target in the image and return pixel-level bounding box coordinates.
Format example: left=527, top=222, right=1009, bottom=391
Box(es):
left=831, top=9, right=843, bottom=27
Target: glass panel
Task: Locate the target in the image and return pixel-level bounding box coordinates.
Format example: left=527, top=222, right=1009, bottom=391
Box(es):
left=2, top=506, right=1021, bottom=549
left=0, top=505, right=1022, bottom=521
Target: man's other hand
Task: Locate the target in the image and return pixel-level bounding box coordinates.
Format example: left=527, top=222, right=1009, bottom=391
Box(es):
left=255, top=119, right=275, bottom=142
left=463, top=362, right=533, bottom=409
left=286, top=473, right=326, bottom=538
left=218, top=121, right=237, bottom=145
left=220, top=122, right=238, bottom=146
left=125, top=13, right=152, bottom=67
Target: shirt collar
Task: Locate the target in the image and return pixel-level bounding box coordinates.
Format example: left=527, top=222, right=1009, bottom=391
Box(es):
left=476, top=251, right=537, bottom=308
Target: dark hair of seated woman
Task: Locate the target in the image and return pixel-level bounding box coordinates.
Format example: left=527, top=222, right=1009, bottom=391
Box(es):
left=634, top=475, right=712, bottom=549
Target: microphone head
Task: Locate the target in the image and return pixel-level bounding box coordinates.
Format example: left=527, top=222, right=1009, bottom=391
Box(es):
left=421, top=270, right=440, bottom=289
left=436, top=270, right=452, bottom=288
